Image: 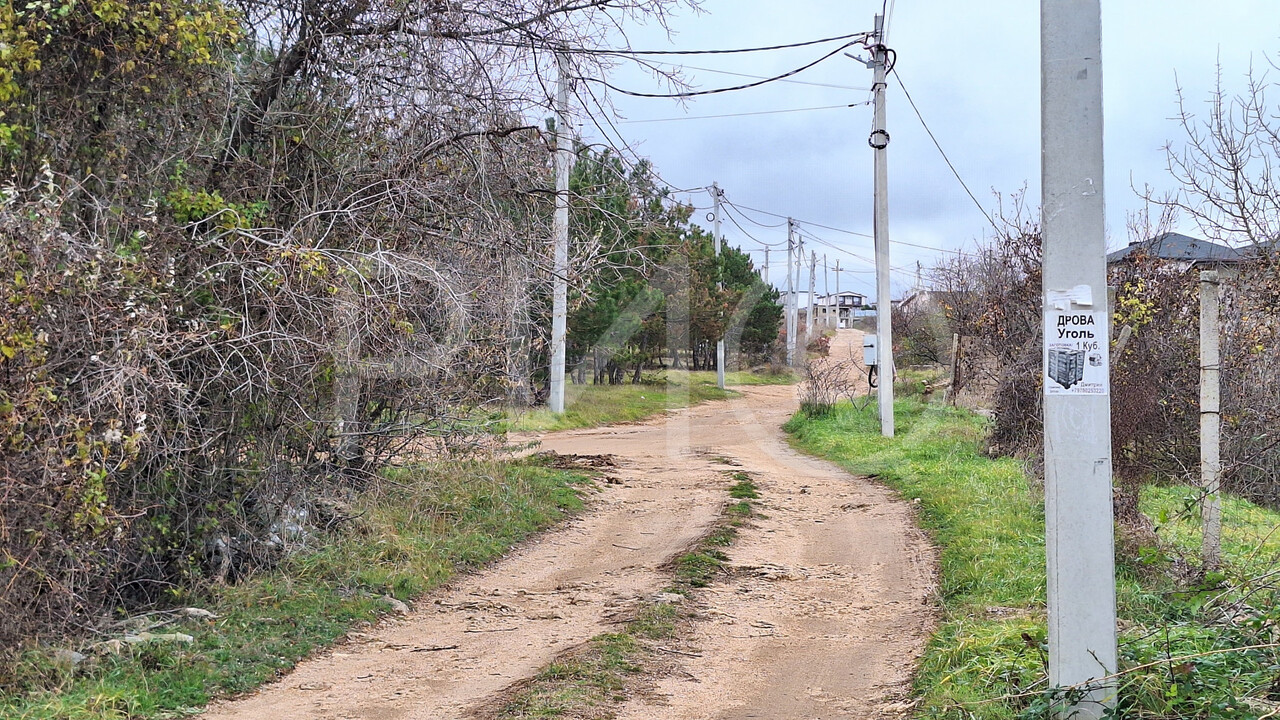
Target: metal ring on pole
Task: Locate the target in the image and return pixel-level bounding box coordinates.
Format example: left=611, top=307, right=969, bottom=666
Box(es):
left=706, top=212, right=716, bottom=223
left=868, top=129, right=890, bottom=149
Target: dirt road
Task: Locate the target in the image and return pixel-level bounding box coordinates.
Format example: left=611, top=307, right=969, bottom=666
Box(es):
left=203, top=330, right=935, bottom=719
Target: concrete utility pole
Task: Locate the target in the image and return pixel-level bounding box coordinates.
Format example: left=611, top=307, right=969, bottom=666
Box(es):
left=1041, top=2, right=1117, bottom=715
left=548, top=52, right=572, bottom=414
left=807, top=250, right=817, bottom=345
left=1200, top=270, right=1222, bottom=570
left=871, top=13, right=895, bottom=437
left=712, top=183, right=726, bottom=390
left=762, top=247, right=770, bottom=285
left=785, top=221, right=796, bottom=365
left=794, top=236, right=804, bottom=364
left=823, top=254, right=830, bottom=329
left=834, top=260, right=841, bottom=329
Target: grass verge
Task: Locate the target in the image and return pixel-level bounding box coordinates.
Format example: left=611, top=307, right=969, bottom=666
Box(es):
left=1, top=459, right=590, bottom=720
left=507, top=369, right=796, bottom=433
left=785, top=396, right=1280, bottom=719
left=487, top=473, right=760, bottom=719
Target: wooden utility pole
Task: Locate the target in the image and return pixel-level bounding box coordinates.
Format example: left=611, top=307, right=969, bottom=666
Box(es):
left=1041, top=1, right=1117, bottom=715
left=871, top=13, right=895, bottom=437
left=1200, top=270, right=1222, bottom=570
left=712, top=183, right=725, bottom=390
left=548, top=52, right=571, bottom=414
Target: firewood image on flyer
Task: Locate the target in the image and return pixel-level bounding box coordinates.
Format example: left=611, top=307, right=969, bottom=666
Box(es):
left=1043, top=309, right=1110, bottom=395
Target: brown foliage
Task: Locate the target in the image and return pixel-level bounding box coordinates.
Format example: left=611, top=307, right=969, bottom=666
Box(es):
left=0, top=0, right=700, bottom=647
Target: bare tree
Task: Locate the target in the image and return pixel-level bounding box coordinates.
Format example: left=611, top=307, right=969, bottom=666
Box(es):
left=0, top=0, right=703, bottom=645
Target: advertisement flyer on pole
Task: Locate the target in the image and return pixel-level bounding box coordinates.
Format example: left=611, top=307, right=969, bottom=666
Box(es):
left=1043, top=309, right=1109, bottom=396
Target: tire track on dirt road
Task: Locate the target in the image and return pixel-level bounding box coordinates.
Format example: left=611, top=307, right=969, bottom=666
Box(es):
left=203, top=340, right=935, bottom=719
left=609, top=383, right=936, bottom=719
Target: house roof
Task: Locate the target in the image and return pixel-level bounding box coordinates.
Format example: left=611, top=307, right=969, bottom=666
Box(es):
left=813, top=291, right=866, bottom=306
left=1106, top=232, right=1243, bottom=264
left=1240, top=238, right=1280, bottom=258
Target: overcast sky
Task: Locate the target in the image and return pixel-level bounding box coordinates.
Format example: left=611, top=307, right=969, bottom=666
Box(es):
left=578, top=1, right=1280, bottom=298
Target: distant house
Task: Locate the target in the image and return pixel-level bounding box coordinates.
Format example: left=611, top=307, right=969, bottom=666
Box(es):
left=896, top=289, right=972, bottom=320
left=812, top=291, right=866, bottom=329
left=1106, top=232, right=1244, bottom=270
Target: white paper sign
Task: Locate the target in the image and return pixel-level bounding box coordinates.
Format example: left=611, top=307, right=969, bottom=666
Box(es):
left=1043, top=310, right=1109, bottom=396
left=1046, top=284, right=1094, bottom=310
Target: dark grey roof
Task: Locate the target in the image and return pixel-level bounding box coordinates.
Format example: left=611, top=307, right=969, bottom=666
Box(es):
left=1106, top=232, right=1243, bottom=264
left=1239, top=238, right=1280, bottom=258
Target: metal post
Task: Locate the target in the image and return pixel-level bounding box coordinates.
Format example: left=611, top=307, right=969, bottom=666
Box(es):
left=872, top=13, right=895, bottom=437
left=1041, top=1, right=1117, bottom=714
left=548, top=52, right=571, bottom=413
left=1200, top=270, right=1222, bottom=570
left=712, top=183, right=726, bottom=390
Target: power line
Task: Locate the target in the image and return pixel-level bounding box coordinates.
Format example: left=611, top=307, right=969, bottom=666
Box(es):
left=719, top=199, right=789, bottom=229
left=883, top=0, right=898, bottom=42
left=725, top=195, right=974, bottom=256
left=639, top=60, right=872, bottom=92
left=619, top=102, right=867, bottom=125
left=561, top=82, right=978, bottom=268
left=580, top=31, right=872, bottom=57
left=719, top=203, right=787, bottom=246
left=567, top=79, right=715, bottom=197
left=891, top=68, right=1001, bottom=234
left=796, top=227, right=919, bottom=281
left=590, top=40, right=863, bottom=99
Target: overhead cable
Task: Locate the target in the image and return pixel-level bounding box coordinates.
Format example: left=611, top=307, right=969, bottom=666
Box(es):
left=636, top=60, right=873, bottom=91
left=620, top=102, right=867, bottom=125
left=891, top=68, right=1001, bottom=235
left=588, top=41, right=862, bottom=99
left=579, top=31, right=872, bottom=57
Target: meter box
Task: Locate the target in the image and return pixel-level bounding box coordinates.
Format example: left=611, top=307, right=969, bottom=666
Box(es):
left=1047, top=347, right=1085, bottom=390
left=862, top=334, right=878, bottom=367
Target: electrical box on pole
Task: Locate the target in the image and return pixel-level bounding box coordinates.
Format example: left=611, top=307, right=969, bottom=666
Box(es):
left=1041, top=1, right=1117, bottom=715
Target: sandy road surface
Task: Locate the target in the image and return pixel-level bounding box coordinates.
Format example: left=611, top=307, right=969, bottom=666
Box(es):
left=203, top=330, right=935, bottom=720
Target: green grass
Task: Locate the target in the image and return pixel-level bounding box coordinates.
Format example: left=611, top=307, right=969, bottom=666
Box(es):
left=494, top=633, right=645, bottom=718
left=491, top=473, right=759, bottom=718
left=717, top=369, right=799, bottom=386
left=785, top=397, right=1280, bottom=719
left=1, top=461, right=588, bottom=720
left=506, top=369, right=796, bottom=433
left=728, top=472, right=761, bottom=500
